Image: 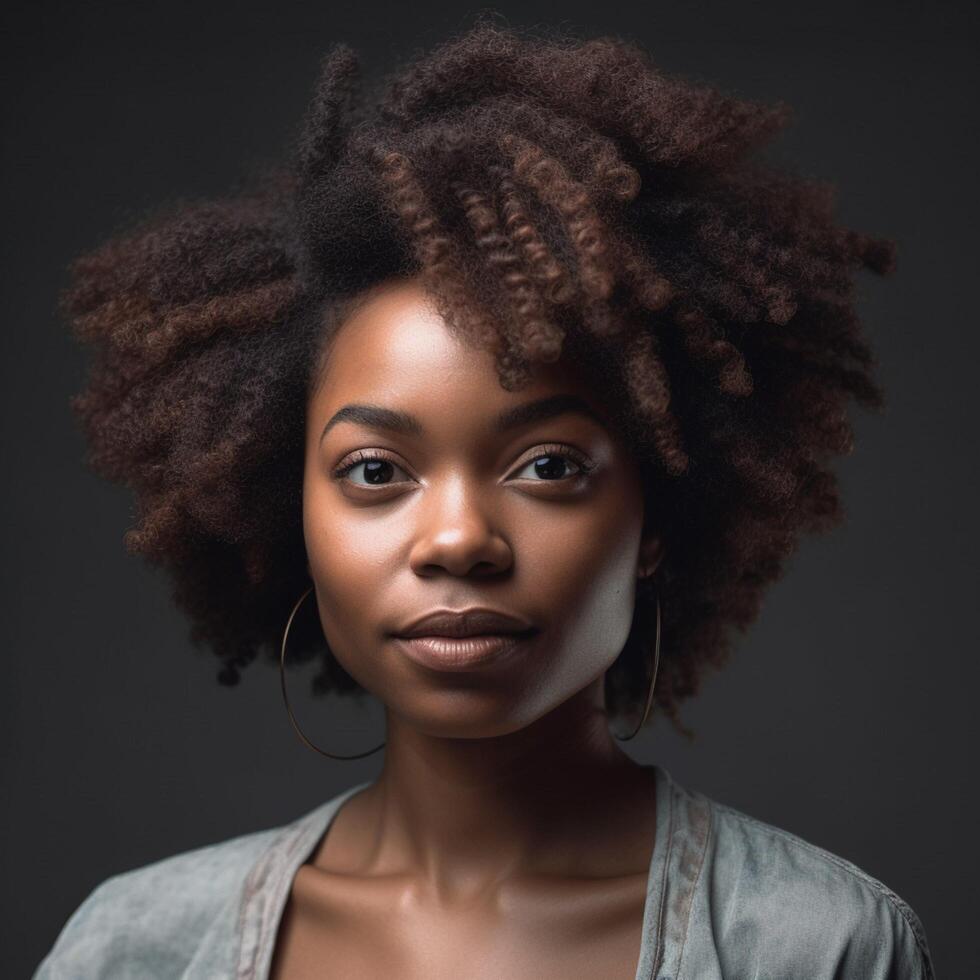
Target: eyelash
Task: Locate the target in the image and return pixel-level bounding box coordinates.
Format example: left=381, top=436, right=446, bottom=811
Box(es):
left=331, top=444, right=597, bottom=487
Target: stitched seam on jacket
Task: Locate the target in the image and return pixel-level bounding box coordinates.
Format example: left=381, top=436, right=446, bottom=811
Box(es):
left=672, top=796, right=712, bottom=980
left=254, top=814, right=326, bottom=977
left=234, top=824, right=293, bottom=979
left=648, top=775, right=675, bottom=980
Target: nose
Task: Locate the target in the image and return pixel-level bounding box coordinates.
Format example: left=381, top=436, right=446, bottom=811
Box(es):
left=407, top=473, right=513, bottom=578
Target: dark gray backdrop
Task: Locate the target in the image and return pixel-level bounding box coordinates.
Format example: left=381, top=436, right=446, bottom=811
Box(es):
left=3, top=0, right=975, bottom=976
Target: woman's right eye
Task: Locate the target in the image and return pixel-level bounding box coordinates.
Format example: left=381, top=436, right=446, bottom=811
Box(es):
left=332, top=451, right=411, bottom=487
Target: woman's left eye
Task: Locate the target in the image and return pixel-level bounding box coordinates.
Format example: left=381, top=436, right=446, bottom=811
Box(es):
left=511, top=449, right=593, bottom=481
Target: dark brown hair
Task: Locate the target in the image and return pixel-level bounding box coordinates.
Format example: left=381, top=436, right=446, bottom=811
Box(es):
left=63, top=18, right=894, bottom=737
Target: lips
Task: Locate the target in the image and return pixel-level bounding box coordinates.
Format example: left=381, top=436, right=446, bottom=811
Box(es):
left=393, top=608, right=535, bottom=639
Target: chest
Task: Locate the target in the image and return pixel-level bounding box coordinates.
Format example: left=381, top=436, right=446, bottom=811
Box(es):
left=266, top=867, right=650, bottom=980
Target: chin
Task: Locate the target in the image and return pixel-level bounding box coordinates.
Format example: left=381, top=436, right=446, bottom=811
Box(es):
left=391, top=692, right=550, bottom=740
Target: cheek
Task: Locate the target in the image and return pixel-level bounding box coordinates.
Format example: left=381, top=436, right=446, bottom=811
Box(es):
left=302, top=469, right=399, bottom=665
left=525, top=498, right=643, bottom=678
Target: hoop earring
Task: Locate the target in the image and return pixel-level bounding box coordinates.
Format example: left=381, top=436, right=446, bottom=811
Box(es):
left=613, top=580, right=662, bottom=742
left=279, top=584, right=386, bottom=760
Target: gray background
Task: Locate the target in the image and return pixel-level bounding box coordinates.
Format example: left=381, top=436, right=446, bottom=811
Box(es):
left=3, top=0, right=975, bottom=976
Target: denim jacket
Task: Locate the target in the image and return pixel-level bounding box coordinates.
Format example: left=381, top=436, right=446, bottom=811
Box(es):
left=33, top=764, right=935, bottom=979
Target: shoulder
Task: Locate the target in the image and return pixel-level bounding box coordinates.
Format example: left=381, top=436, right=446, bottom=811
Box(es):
left=687, top=788, right=935, bottom=979
left=32, top=821, right=285, bottom=979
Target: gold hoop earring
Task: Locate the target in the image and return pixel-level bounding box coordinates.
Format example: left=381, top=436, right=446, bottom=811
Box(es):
left=279, top=584, right=386, bottom=760
left=613, top=580, right=662, bottom=742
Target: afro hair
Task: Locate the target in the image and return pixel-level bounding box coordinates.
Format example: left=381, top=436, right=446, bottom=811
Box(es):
left=62, top=17, right=895, bottom=738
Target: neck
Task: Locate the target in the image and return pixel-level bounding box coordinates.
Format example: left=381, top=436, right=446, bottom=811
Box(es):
left=333, top=678, right=657, bottom=902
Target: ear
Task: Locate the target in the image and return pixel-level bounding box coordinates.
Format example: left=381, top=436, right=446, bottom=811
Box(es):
left=637, top=529, right=666, bottom=580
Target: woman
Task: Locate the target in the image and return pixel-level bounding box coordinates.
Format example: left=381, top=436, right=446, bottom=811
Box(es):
left=34, top=18, right=935, bottom=980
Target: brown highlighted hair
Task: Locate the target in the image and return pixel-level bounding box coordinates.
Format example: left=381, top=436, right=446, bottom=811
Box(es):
left=62, top=18, right=894, bottom=737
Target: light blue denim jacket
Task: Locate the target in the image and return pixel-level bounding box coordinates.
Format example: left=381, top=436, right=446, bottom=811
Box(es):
left=33, top=765, right=935, bottom=979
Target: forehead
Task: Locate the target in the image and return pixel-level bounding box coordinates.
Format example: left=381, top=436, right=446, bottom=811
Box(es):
left=311, top=278, right=615, bottom=433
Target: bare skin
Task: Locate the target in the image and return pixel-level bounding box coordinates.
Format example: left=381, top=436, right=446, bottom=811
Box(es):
left=270, top=276, right=665, bottom=979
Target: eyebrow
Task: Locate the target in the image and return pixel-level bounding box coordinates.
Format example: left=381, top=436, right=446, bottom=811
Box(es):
left=319, top=393, right=609, bottom=444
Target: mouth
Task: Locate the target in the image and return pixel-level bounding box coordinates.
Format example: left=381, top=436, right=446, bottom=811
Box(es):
left=393, top=607, right=535, bottom=640
left=390, top=606, right=538, bottom=672
left=392, top=628, right=538, bottom=672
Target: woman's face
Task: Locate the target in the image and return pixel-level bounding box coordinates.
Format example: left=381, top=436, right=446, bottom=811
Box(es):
left=303, top=276, right=662, bottom=737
